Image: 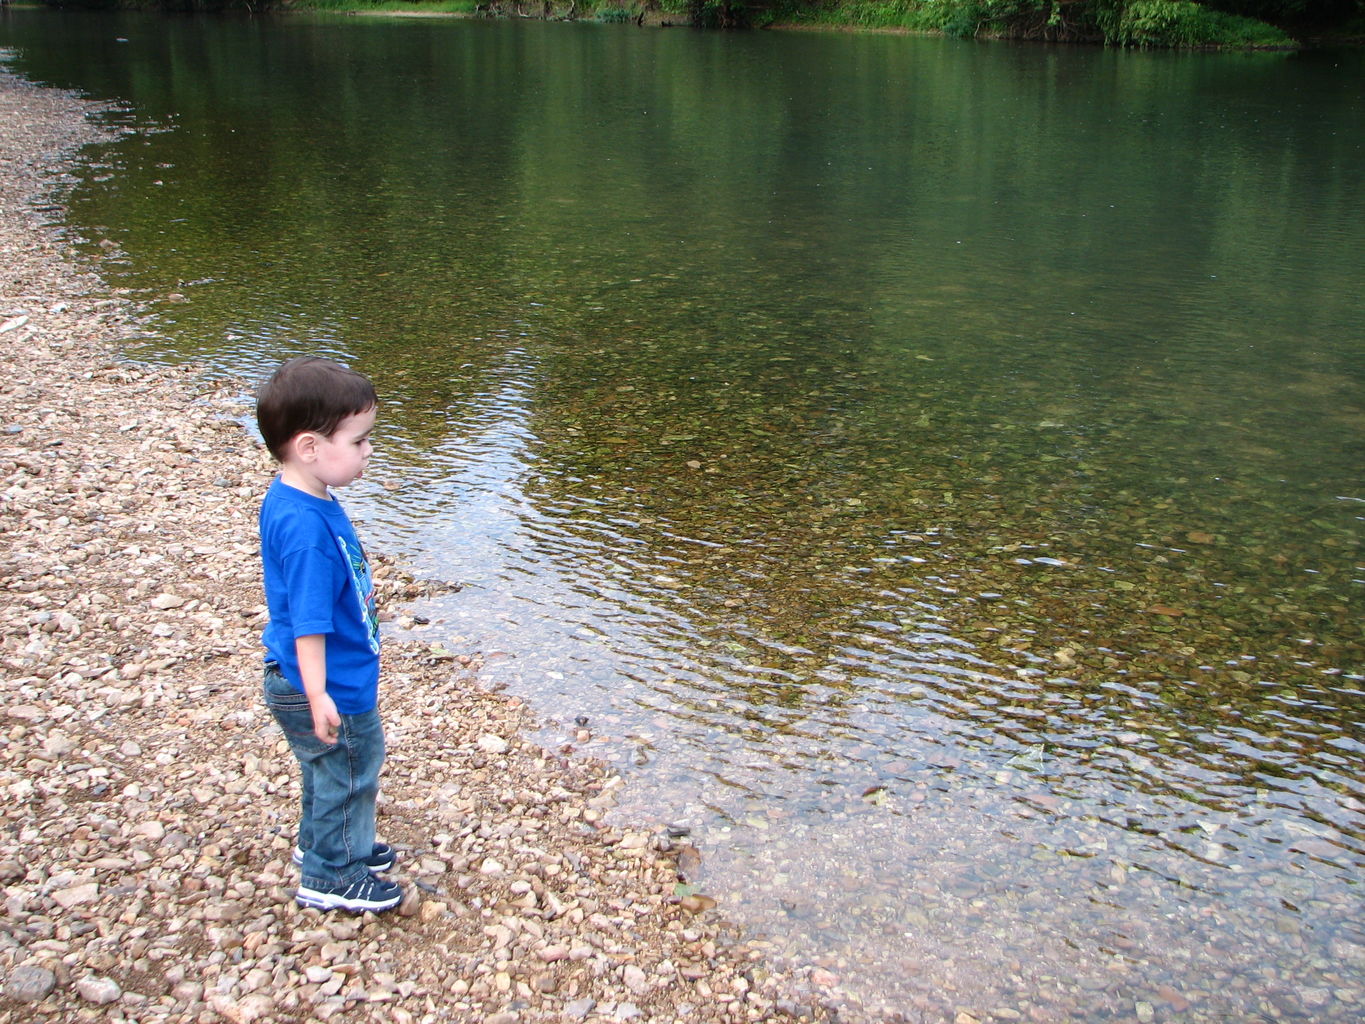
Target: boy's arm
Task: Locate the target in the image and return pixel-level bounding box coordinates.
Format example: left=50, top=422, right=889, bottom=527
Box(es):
left=296, top=634, right=340, bottom=745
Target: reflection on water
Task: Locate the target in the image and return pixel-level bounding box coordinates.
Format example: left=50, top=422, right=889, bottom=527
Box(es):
left=4, top=10, right=1362, bottom=1020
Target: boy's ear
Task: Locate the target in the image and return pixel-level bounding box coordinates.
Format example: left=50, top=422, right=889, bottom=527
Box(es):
left=286, top=431, right=320, bottom=463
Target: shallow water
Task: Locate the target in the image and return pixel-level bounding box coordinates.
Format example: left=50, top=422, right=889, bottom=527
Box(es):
left=3, top=10, right=1362, bottom=1019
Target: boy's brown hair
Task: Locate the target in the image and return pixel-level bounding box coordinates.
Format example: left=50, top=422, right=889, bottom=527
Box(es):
left=256, top=356, right=377, bottom=462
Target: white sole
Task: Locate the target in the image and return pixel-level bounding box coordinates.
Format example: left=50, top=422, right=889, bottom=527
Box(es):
left=294, top=887, right=401, bottom=912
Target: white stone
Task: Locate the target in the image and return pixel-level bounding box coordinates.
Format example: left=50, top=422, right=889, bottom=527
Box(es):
left=210, top=992, right=276, bottom=1023
left=42, top=730, right=77, bottom=755
left=477, top=734, right=509, bottom=754
left=52, top=882, right=99, bottom=909
left=563, top=998, right=595, bottom=1020
left=76, top=975, right=122, bottom=1005
left=132, top=820, right=166, bottom=841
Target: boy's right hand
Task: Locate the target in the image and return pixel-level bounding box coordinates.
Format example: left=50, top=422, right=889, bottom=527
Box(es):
left=309, top=692, right=341, bottom=745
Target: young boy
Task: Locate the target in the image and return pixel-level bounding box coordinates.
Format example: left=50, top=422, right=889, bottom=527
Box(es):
left=256, top=356, right=403, bottom=913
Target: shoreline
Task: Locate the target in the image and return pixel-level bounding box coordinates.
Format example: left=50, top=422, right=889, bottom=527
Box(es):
left=5, top=2, right=1354, bottom=50
left=0, top=69, right=835, bottom=1023
left=301, top=3, right=1351, bottom=51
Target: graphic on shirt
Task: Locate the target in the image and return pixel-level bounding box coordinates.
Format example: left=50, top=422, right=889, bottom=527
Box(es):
left=336, top=534, right=381, bottom=654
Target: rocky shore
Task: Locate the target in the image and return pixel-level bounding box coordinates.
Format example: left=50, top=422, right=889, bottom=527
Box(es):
left=0, top=71, right=835, bottom=1024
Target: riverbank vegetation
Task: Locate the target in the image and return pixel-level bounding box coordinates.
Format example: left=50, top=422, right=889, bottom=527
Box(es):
left=36, top=0, right=1365, bottom=48
left=766, top=1, right=1306, bottom=45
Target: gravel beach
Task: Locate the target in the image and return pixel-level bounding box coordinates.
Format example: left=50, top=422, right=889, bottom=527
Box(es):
left=0, top=70, right=837, bottom=1024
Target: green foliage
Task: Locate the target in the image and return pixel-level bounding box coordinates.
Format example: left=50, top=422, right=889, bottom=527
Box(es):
left=308, top=0, right=478, bottom=10
left=686, top=0, right=750, bottom=27
left=1096, top=0, right=1293, bottom=45
left=770, top=1, right=1306, bottom=46
left=39, top=0, right=1353, bottom=46
left=1201, top=1, right=1362, bottom=30
left=766, top=0, right=1030, bottom=39
left=940, top=0, right=1033, bottom=39
left=770, top=0, right=951, bottom=31
left=939, top=1, right=984, bottom=37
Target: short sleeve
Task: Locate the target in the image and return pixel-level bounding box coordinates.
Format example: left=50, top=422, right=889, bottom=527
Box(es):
left=279, top=542, right=341, bottom=639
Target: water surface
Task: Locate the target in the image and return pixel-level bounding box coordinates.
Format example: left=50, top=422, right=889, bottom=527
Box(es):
left=3, top=11, right=1362, bottom=1020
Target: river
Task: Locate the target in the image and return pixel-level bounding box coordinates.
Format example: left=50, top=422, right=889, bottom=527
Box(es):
left=2, top=9, right=1361, bottom=1021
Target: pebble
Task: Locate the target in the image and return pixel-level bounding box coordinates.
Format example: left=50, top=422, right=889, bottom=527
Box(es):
left=4, top=964, right=57, bottom=1001
left=51, top=883, right=99, bottom=909
left=1156, top=984, right=1190, bottom=1011
left=477, top=734, right=510, bottom=754
left=622, top=963, right=648, bottom=995
left=210, top=992, right=276, bottom=1023
left=74, top=975, right=121, bottom=1005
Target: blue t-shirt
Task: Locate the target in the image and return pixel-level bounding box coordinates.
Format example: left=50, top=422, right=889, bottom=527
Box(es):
left=259, top=477, right=381, bottom=714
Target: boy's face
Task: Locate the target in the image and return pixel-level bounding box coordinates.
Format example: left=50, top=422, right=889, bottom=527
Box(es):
left=306, top=405, right=376, bottom=490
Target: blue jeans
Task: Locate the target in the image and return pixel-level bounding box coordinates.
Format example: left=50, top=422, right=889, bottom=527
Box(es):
left=263, top=664, right=385, bottom=890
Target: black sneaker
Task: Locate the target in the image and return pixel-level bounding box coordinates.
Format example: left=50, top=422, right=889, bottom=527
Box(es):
left=292, top=842, right=396, bottom=874
left=295, top=874, right=403, bottom=913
